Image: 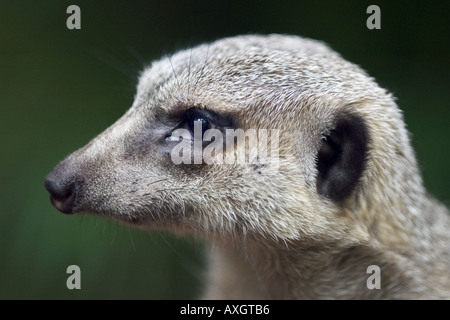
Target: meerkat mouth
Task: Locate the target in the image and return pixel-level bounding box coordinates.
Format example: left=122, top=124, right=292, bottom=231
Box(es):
left=49, top=195, right=74, bottom=214
left=46, top=181, right=77, bottom=214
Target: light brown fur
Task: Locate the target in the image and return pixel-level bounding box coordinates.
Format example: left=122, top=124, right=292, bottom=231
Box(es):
left=45, top=34, right=450, bottom=299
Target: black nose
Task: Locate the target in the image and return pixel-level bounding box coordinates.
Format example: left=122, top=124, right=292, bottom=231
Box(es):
left=44, top=169, right=82, bottom=214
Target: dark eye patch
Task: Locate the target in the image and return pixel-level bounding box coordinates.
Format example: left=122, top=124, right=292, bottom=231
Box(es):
left=176, top=107, right=236, bottom=134
left=186, top=109, right=213, bottom=135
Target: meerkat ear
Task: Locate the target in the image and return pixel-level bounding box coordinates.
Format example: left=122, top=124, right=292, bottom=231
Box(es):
left=316, top=112, right=369, bottom=202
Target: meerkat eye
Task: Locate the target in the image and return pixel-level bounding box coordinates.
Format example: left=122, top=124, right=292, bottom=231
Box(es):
left=185, top=109, right=217, bottom=137
left=166, top=108, right=234, bottom=142
left=188, top=112, right=212, bottom=135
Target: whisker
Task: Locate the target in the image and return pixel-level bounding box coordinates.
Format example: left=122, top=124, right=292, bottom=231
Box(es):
left=187, top=48, right=193, bottom=95
left=146, top=178, right=168, bottom=186
left=193, top=44, right=211, bottom=90
left=128, top=228, right=136, bottom=251
left=168, top=55, right=180, bottom=88
left=155, top=188, right=186, bottom=193
left=126, top=46, right=147, bottom=71
left=158, top=231, right=182, bottom=258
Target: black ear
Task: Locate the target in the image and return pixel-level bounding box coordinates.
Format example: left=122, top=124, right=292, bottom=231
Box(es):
left=317, top=112, right=369, bottom=202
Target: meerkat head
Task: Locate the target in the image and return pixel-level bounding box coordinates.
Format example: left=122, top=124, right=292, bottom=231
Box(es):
left=45, top=34, right=416, bottom=244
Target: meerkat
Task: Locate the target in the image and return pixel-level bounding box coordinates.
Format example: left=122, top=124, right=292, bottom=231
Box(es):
left=45, top=34, right=450, bottom=299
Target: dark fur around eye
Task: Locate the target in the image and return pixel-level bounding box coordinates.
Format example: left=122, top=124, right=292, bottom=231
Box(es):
left=183, top=108, right=235, bottom=133
left=186, top=109, right=214, bottom=134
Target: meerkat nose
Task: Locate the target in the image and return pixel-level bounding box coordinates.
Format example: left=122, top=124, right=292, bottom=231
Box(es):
left=44, top=169, right=82, bottom=214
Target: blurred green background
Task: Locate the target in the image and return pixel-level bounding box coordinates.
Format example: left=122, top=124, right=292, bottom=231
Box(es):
left=0, top=1, right=448, bottom=299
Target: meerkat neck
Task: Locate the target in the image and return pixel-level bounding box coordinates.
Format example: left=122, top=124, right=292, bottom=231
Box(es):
left=203, top=237, right=388, bottom=299
left=360, top=161, right=438, bottom=249
left=203, top=204, right=450, bottom=300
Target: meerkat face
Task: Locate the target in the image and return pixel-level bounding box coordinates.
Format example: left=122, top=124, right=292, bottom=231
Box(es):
left=45, top=34, right=396, bottom=242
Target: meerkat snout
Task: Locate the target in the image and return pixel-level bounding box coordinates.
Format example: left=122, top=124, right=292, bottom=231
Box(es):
left=45, top=160, right=84, bottom=214
left=45, top=34, right=450, bottom=299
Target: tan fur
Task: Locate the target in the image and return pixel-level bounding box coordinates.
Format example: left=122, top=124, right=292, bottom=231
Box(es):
left=46, top=34, right=450, bottom=299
